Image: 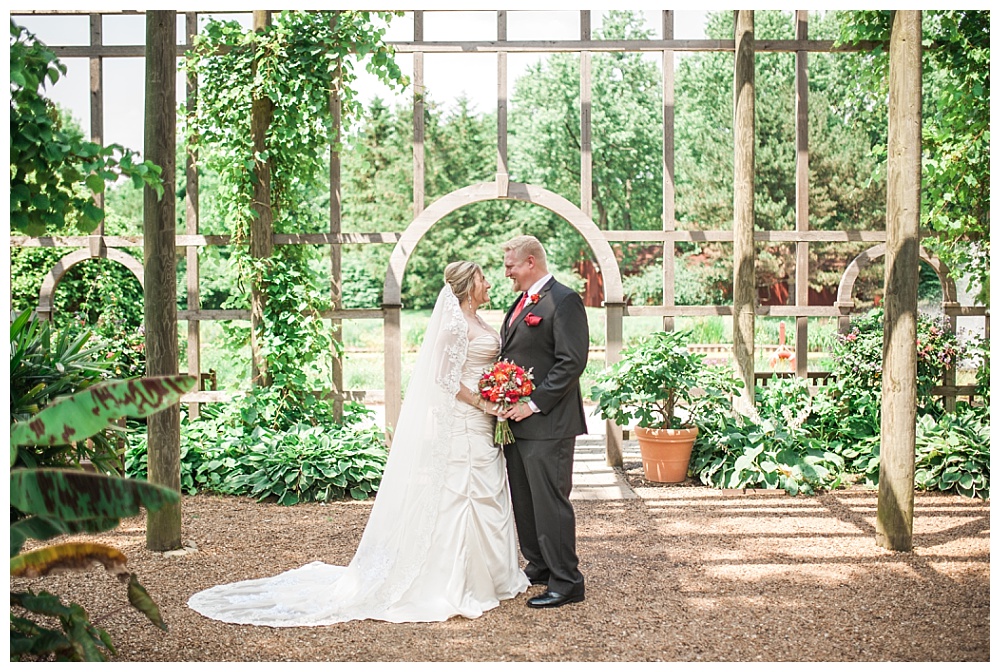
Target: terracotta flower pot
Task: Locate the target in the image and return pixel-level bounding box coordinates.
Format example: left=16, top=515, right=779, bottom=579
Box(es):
left=633, top=425, right=699, bottom=483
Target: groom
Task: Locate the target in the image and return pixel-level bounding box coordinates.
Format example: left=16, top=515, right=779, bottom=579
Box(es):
left=499, top=235, right=588, bottom=608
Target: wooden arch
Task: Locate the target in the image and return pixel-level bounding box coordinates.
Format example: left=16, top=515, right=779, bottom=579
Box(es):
left=381, top=180, right=625, bottom=438
left=835, top=243, right=959, bottom=333
left=37, top=248, right=145, bottom=321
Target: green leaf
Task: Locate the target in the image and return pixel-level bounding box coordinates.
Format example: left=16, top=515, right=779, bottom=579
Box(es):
left=85, top=173, right=105, bottom=193
left=127, top=573, right=169, bottom=631
left=10, top=469, right=179, bottom=522
left=10, top=375, right=196, bottom=450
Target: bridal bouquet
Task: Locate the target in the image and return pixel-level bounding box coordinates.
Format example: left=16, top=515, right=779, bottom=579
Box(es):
left=478, top=359, right=534, bottom=446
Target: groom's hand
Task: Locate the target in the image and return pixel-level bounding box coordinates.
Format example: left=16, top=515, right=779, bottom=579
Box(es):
left=506, top=401, right=535, bottom=422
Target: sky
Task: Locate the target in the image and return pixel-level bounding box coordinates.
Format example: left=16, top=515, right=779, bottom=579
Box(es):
left=10, top=5, right=711, bottom=157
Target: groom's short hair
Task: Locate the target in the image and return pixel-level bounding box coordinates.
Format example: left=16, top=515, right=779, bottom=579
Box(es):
left=502, top=235, right=548, bottom=270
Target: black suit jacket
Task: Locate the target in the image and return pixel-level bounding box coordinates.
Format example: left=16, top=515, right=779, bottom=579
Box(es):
left=500, top=277, right=589, bottom=440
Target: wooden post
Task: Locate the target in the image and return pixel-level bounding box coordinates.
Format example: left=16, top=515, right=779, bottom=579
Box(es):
left=732, top=10, right=756, bottom=414
left=250, top=10, right=274, bottom=388
left=329, top=13, right=344, bottom=421
left=143, top=10, right=180, bottom=551
left=605, top=301, right=625, bottom=467
left=794, top=10, right=810, bottom=378
left=877, top=10, right=922, bottom=553
left=184, top=11, right=202, bottom=419
left=580, top=11, right=592, bottom=218
left=662, top=10, right=676, bottom=333
left=413, top=11, right=425, bottom=217
left=496, top=10, right=508, bottom=196
left=88, top=14, right=104, bottom=230
left=384, top=305, right=402, bottom=444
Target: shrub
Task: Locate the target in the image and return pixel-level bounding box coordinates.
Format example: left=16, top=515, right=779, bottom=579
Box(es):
left=832, top=308, right=962, bottom=407
left=9, top=310, right=125, bottom=474
left=690, top=375, right=845, bottom=495
left=125, top=397, right=388, bottom=505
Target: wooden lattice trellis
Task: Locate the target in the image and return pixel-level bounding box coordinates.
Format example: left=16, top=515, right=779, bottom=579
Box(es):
left=10, top=9, right=988, bottom=469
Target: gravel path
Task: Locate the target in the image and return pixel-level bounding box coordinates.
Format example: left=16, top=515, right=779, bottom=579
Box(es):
left=11, top=485, right=990, bottom=662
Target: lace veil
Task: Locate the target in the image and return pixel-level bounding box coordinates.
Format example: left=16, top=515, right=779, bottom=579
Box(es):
left=344, top=283, right=468, bottom=611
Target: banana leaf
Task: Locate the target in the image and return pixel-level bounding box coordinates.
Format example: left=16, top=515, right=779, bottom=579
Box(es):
left=10, top=542, right=128, bottom=578
left=10, top=468, right=180, bottom=523
left=10, top=514, right=121, bottom=557
left=9, top=374, right=196, bottom=455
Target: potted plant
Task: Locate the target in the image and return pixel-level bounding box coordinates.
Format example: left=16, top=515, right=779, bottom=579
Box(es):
left=591, top=330, right=740, bottom=483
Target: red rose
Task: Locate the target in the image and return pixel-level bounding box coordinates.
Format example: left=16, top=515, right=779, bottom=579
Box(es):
left=529, top=293, right=541, bottom=304
left=525, top=313, right=542, bottom=326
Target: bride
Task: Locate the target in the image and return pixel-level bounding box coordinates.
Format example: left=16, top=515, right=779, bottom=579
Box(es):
left=188, top=261, right=529, bottom=625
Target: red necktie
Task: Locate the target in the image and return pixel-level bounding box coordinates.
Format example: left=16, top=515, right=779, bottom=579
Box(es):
left=508, top=292, right=528, bottom=327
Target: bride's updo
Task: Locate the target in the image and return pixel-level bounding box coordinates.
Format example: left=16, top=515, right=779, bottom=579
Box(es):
left=444, top=261, right=483, bottom=305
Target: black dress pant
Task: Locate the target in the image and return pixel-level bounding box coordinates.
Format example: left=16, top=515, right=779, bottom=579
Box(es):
left=504, top=436, right=584, bottom=596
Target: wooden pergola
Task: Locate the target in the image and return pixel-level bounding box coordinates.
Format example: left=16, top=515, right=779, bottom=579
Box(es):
left=10, top=9, right=988, bottom=552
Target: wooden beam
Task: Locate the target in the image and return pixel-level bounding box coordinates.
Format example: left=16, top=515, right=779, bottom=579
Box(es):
left=88, top=14, right=104, bottom=233
left=625, top=305, right=841, bottom=318
left=600, top=230, right=888, bottom=243
left=496, top=10, right=508, bottom=196
left=662, top=10, right=676, bottom=333
left=33, top=36, right=886, bottom=59
left=250, top=10, right=273, bottom=387
left=580, top=10, right=592, bottom=218
left=794, top=9, right=810, bottom=378
left=732, top=10, right=756, bottom=414
left=143, top=9, right=181, bottom=552
left=184, top=11, right=201, bottom=420
left=604, top=301, right=625, bottom=468
left=330, top=12, right=345, bottom=421
left=877, top=10, right=922, bottom=553
left=413, top=11, right=425, bottom=216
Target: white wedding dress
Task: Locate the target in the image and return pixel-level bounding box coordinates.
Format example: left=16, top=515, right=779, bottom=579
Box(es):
left=188, top=287, right=528, bottom=626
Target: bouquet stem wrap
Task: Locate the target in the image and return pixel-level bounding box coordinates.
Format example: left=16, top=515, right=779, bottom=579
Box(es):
left=494, top=418, right=515, bottom=446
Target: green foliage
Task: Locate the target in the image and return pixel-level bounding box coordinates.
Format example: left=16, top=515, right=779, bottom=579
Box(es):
left=235, top=424, right=387, bottom=504
left=838, top=10, right=990, bottom=303
left=622, top=251, right=732, bottom=307
left=9, top=310, right=127, bottom=473
left=10, top=376, right=191, bottom=661
left=186, top=10, right=407, bottom=398
left=674, top=10, right=887, bottom=300
left=512, top=11, right=663, bottom=233
left=11, top=589, right=116, bottom=661
left=689, top=375, right=846, bottom=495
left=10, top=21, right=163, bottom=236
left=125, top=400, right=387, bottom=505
left=914, top=409, right=989, bottom=499
left=591, top=330, right=742, bottom=430
left=832, top=308, right=963, bottom=406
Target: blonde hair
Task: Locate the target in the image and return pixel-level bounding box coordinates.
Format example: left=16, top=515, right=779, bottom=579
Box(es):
left=502, top=235, right=548, bottom=270
left=444, top=261, right=483, bottom=304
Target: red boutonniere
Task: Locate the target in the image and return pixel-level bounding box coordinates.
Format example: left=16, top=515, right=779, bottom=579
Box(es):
left=525, top=313, right=543, bottom=326
left=528, top=293, right=541, bottom=305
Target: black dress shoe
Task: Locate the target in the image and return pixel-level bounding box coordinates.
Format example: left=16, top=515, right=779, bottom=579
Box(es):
left=526, top=591, right=585, bottom=609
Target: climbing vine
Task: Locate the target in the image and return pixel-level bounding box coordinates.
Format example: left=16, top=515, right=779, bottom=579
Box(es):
left=185, top=10, right=406, bottom=427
